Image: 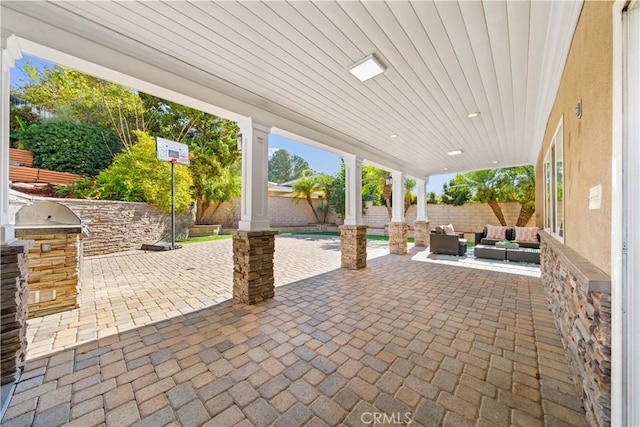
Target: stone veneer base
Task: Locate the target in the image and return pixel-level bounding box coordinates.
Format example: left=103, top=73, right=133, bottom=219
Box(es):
left=413, top=220, right=430, bottom=247
left=1, top=241, right=31, bottom=385
left=540, top=232, right=611, bottom=427
left=340, top=225, right=367, bottom=270
left=16, top=228, right=82, bottom=319
left=388, top=222, right=408, bottom=255
left=232, top=230, right=277, bottom=305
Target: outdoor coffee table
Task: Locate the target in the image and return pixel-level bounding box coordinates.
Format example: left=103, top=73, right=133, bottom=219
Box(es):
left=474, top=244, right=507, bottom=261
left=506, top=247, right=541, bottom=264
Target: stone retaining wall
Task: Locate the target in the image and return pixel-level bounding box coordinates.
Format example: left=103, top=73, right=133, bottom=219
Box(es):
left=540, top=232, right=611, bottom=427
left=10, top=192, right=194, bottom=257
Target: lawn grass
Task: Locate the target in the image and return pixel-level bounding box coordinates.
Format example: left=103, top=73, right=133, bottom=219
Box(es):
left=178, top=234, right=233, bottom=243
left=282, top=231, right=416, bottom=243
left=176, top=230, right=480, bottom=248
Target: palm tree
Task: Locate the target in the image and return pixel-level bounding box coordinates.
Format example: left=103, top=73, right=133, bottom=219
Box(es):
left=505, top=165, right=536, bottom=226
left=404, top=178, right=416, bottom=214
left=362, top=166, right=392, bottom=218
left=292, top=170, right=320, bottom=223
left=314, top=174, right=334, bottom=223
left=458, top=169, right=508, bottom=225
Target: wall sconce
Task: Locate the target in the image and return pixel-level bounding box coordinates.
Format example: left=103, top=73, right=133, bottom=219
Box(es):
left=385, top=176, right=392, bottom=186
left=236, top=133, right=243, bottom=153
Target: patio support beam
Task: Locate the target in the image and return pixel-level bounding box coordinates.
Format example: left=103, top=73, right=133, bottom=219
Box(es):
left=414, top=177, right=430, bottom=247
left=340, top=154, right=366, bottom=269
left=389, top=171, right=408, bottom=254
left=233, top=118, right=276, bottom=304
left=1, top=34, right=21, bottom=244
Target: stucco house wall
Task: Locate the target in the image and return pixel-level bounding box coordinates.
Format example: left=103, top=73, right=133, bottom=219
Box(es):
left=535, top=3, right=613, bottom=426
left=535, top=0, right=612, bottom=275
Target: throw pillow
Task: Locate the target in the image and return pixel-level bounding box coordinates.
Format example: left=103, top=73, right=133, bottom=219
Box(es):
left=435, top=225, right=444, bottom=234
left=486, top=224, right=507, bottom=240
left=515, top=226, right=538, bottom=242
left=444, top=224, right=456, bottom=236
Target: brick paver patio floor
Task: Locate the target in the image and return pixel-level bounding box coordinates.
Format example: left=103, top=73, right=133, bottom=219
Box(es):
left=2, top=236, right=586, bottom=426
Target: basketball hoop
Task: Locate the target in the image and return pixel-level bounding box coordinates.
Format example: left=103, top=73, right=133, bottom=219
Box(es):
left=171, top=158, right=177, bottom=164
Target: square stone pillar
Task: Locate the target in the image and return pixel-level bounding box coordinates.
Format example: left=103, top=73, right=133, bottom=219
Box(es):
left=388, top=222, right=408, bottom=254
left=414, top=220, right=430, bottom=247
left=1, top=241, right=31, bottom=385
left=233, top=230, right=277, bottom=304
left=341, top=225, right=367, bottom=269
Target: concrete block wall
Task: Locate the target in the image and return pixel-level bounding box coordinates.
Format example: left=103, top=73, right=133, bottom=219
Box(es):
left=362, top=202, right=533, bottom=233
left=200, top=197, right=337, bottom=227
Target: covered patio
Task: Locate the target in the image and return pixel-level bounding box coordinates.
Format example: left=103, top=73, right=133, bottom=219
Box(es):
left=3, top=1, right=639, bottom=426
left=2, top=237, right=585, bottom=426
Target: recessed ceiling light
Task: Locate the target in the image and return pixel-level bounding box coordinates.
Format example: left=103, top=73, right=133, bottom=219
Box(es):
left=390, top=134, right=398, bottom=138
left=443, top=167, right=449, bottom=171
left=467, top=112, right=480, bottom=118
left=447, top=149, right=463, bottom=156
left=349, top=54, right=385, bottom=82
left=492, top=160, right=498, bottom=164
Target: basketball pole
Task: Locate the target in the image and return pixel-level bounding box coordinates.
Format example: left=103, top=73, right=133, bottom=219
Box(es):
left=171, top=158, right=176, bottom=249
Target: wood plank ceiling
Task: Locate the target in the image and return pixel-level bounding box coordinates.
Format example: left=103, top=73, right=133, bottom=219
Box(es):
left=2, top=1, right=583, bottom=178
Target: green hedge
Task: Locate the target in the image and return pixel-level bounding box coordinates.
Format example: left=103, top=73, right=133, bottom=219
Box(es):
left=18, top=121, right=118, bottom=176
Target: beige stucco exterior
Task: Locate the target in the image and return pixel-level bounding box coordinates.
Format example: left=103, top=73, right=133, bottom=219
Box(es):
left=536, top=0, right=612, bottom=274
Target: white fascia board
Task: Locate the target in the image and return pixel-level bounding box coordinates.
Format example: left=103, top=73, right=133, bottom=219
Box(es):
left=2, top=7, right=419, bottom=178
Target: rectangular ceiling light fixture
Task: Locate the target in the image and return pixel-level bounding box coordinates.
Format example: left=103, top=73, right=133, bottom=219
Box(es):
left=447, top=149, right=463, bottom=156
left=349, top=54, right=385, bottom=82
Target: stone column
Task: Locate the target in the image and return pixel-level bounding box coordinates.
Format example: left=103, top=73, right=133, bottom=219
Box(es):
left=233, top=119, right=276, bottom=304
left=414, top=178, right=430, bottom=247
left=1, top=242, right=31, bottom=385
left=388, top=171, right=407, bottom=254
left=340, top=154, right=366, bottom=269
left=233, top=230, right=277, bottom=304
left=1, top=35, right=21, bottom=244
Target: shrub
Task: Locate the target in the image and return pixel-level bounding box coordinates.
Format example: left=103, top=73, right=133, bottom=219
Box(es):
left=95, top=131, right=193, bottom=213
left=18, top=121, right=118, bottom=176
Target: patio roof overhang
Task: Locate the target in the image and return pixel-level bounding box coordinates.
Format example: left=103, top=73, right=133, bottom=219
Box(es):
left=1, top=1, right=582, bottom=178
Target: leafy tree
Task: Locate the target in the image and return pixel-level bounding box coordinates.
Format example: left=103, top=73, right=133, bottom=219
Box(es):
left=139, top=94, right=241, bottom=224
left=13, top=63, right=147, bottom=147
left=268, top=149, right=311, bottom=183
left=10, top=102, right=40, bottom=145
left=328, top=162, right=346, bottom=218
left=292, top=170, right=320, bottom=223
left=94, top=131, right=193, bottom=212
left=441, top=176, right=472, bottom=206
left=268, top=149, right=292, bottom=183
left=292, top=155, right=311, bottom=181
left=428, top=192, right=439, bottom=204
left=17, top=121, right=118, bottom=176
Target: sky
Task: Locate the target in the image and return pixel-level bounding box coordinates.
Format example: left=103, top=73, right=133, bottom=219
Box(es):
left=12, top=55, right=455, bottom=194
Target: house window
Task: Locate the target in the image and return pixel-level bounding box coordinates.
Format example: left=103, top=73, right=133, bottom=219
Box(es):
left=544, top=119, right=564, bottom=241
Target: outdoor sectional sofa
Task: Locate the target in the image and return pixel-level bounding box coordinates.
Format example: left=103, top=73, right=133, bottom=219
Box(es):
left=474, top=225, right=541, bottom=264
